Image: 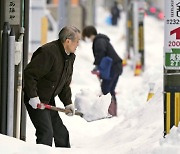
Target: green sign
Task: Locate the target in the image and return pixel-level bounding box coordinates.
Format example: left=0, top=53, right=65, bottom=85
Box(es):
left=165, top=49, right=180, bottom=69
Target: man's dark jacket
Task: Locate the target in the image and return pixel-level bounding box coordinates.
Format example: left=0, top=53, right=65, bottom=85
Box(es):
left=24, top=39, right=75, bottom=106
left=92, top=34, right=122, bottom=75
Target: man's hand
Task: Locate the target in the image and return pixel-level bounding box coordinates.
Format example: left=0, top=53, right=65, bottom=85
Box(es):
left=65, top=104, right=75, bottom=116
left=29, top=97, right=41, bottom=109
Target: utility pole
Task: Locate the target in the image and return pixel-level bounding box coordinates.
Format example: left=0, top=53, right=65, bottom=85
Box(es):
left=164, top=0, right=180, bottom=135
left=125, top=0, right=133, bottom=61
left=130, top=0, right=145, bottom=76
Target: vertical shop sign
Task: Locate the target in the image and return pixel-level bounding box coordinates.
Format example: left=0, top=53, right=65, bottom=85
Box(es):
left=5, top=0, right=21, bottom=25
left=165, top=0, right=180, bottom=69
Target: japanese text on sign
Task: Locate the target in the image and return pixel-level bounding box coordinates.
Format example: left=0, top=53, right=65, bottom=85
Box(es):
left=165, top=0, right=180, bottom=51
left=167, top=1, right=180, bottom=24
left=5, top=0, right=21, bottom=25
left=170, top=53, right=180, bottom=66
left=9, top=1, right=16, bottom=20
left=165, top=49, right=180, bottom=69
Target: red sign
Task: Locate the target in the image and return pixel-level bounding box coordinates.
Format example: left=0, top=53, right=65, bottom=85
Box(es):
left=170, top=27, right=180, bottom=39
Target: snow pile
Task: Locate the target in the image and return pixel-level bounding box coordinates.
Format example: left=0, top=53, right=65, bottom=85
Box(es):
left=152, top=125, right=180, bottom=154
left=162, top=125, right=180, bottom=145
left=74, top=89, right=111, bottom=121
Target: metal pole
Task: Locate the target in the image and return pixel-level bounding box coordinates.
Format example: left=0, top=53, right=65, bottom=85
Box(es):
left=20, top=0, right=30, bottom=141
left=125, top=0, right=131, bottom=59
left=0, top=22, right=9, bottom=135
left=137, top=0, right=145, bottom=70
left=58, top=0, right=67, bottom=30
left=15, top=27, right=24, bottom=139
left=7, top=27, right=15, bottom=137
left=133, top=1, right=138, bottom=58
left=0, top=1, right=3, bottom=134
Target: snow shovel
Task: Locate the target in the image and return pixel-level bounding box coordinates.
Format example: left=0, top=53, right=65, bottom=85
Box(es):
left=37, top=103, right=83, bottom=117
left=37, top=103, right=111, bottom=122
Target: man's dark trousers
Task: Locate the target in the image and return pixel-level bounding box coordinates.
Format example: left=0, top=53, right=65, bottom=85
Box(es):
left=24, top=93, right=70, bottom=147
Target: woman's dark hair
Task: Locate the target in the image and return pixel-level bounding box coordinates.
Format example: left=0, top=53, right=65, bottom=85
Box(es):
left=82, top=26, right=97, bottom=39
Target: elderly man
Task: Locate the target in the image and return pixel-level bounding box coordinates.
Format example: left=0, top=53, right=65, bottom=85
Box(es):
left=23, top=26, right=81, bottom=147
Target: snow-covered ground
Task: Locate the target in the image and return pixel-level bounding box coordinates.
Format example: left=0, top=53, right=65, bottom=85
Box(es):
left=1, top=6, right=180, bottom=154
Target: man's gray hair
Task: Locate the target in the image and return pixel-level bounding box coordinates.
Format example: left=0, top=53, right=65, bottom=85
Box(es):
left=59, top=26, right=80, bottom=43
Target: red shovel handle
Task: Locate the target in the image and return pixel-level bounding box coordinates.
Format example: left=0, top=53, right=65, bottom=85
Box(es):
left=37, top=103, right=83, bottom=117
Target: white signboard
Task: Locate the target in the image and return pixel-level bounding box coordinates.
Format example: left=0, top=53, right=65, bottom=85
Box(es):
left=5, top=0, right=21, bottom=25
left=164, top=0, right=180, bottom=51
